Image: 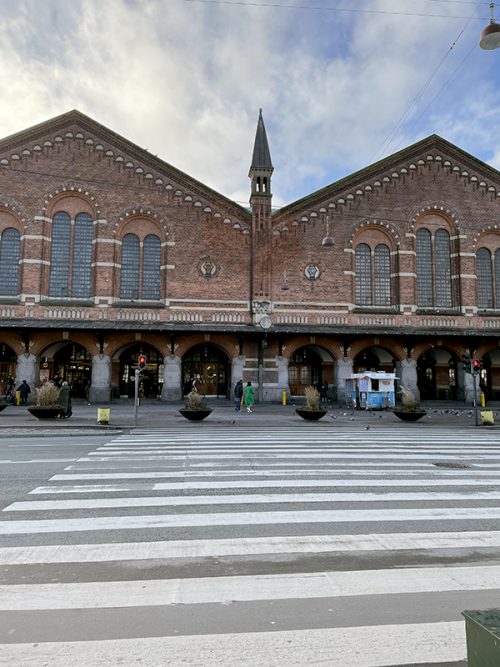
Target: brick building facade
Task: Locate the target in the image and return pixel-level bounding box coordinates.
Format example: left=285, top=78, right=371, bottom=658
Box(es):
left=1, top=109, right=500, bottom=404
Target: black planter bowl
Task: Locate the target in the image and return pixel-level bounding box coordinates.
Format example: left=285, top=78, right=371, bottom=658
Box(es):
left=28, top=406, right=63, bottom=420
left=179, top=408, right=212, bottom=421
left=393, top=409, right=427, bottom=422
left=295, top=408, right=327, bottom=421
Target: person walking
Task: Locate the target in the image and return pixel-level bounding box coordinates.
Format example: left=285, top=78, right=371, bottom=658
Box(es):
left=243, top=381, right=255, bottom=413
left=234, top=379, right=243, bottom=412
left=17, top=380, right=31, bottom=405
left=58, top=381, right=72, bottom=418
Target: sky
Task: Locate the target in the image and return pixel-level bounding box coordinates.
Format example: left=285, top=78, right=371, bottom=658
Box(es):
left=0, top=0, right=500, bottom=208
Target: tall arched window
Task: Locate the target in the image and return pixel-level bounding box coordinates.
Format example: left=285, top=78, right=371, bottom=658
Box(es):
left=476, top=248, right=493, bottom=309
left=120, top=232, right=161, bottom=301
left=355, top=242, right=391, bottom=307
left=0, top=228, right=20, bottom=296
left=49, top=210, right=94, bottom=298
left=416, top=227, right=453, bottom=308
left=120, top=234, right=140, bottom=300
left=142, top=235, right=161, bottom=300
left=355, top=243, right=371, bottom=306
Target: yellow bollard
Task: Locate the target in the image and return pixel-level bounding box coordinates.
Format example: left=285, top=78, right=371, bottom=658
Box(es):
left=282, top=389, right=287, bottom=406
left=97, top=407, right=110, bottom=424
left=481, top=391, right=486, bottom=408
left=15, top=390, right=20, bottom=406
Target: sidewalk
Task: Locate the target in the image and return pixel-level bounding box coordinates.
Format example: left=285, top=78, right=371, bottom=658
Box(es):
left=0, top=398, right=498, bottom=435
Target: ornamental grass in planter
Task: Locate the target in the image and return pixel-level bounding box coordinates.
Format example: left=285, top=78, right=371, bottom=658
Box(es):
left=28, top=383, right=63, bottom=420
left=393, top=386, right=427, bottom=422
left=295, top=386, right=327, bottom=421
left=179, top=390, right=212, bottom=421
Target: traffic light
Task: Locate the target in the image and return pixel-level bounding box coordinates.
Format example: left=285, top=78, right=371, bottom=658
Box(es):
left=472, top=359, right=481, bottom=374
left=463, top=353, right=471, bottom=374
left=138, top=354, right=147, bottom=370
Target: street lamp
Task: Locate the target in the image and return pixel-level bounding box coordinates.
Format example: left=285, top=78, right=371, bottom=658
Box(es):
left=480, top=2, right=500, bottom=50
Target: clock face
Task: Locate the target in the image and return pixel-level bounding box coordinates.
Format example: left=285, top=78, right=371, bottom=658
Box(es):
left=259, top=316, right=272, bottom=329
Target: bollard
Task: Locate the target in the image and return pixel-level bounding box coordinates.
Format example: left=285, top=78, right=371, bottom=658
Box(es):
left=481, top=391, right=486, bottom=408
left=282, top=389, right=287, bottom=406
left=15, top=390, right=20, bottom=406
left=97, top=407, right=110, bottom=424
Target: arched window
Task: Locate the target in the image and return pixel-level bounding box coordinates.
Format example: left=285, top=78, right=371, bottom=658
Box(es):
left=120, top=234, right=140, bottom=300
left=0, top=228, right=20, bottom=296
left=142, top=235, right=161, bottom=300
left=355, top=243, right=371, bottom=306
left=49, top=211, right=94, bottom=298
left=72, top=213, right=93, bottom=298
left=476, top=248, right=493, bottom=309
left=120, top=233, right=161, bottom=301
left=416, top=227, right=453, bottom=308
left=374, top=244, right=391, bottom=306
left=355, top=242, right=391, bottom=307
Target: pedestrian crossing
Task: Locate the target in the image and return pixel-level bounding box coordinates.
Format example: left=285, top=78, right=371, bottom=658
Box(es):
left=1, top=425, right=499, bottom=665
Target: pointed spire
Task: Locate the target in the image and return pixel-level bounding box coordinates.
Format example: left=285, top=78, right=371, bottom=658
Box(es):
left=250, top=109, right=273, bottom=171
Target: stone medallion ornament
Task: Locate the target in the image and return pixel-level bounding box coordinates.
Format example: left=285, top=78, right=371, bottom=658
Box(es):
left=200, top=258, right=217, bottom=277
left=305, top=264, right=320, bottom=280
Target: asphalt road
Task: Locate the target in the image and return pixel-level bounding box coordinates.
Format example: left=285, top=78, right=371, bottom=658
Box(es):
left=2, top=426, right=498, bottom=665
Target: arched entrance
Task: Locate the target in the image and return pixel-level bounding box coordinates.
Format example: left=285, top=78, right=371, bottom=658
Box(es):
left=52, top=343, right=92, bottom=398
left=119, top=344, right=164, bottom=398
left=288, top=346, right=334, bottom=396
left=182, top=344, right=229, bottom=397
left=354, top=346, right=395, bottom=374
left=417, top=348, right=458, bottom=401
left=477, top=351, right=500, bottom=400
left=0, top=343, right=17, bottom=396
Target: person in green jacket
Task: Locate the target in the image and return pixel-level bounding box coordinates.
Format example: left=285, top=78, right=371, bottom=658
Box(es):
left=243, top=381, right=255, bottom=413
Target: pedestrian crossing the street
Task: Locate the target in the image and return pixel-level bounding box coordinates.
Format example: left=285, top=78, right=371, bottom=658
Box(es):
left=1, top=426, right=499, bottom=665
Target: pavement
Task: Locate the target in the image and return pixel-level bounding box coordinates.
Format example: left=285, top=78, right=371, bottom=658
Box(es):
left=0, top=398, right=498, bottom=435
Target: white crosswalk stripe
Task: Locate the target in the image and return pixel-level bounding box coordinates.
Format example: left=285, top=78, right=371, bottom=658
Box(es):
left=1, top=425, right=498, bottom=665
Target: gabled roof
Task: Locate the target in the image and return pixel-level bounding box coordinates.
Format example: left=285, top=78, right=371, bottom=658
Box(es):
left=0, top=109, right=250, bottom=219
left=250, top=109, right=273, bottom=172
left=273, top=133, right=500, bottom=219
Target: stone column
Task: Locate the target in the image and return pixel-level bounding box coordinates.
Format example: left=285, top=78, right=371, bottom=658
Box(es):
left=15, top=353, right=36, bottom=402
left=89, top=354, right=111, bottom=403
left=335, top=357, right=353, bottom=404
left=162, top=355, right=182, bottom=401
left=230, top=355, right=246, bottom=398
left=464, top=371, right=479, bottom=405
left=399, top=358, right=420, bottom=403
left=275, top=355, right=290, bottom=402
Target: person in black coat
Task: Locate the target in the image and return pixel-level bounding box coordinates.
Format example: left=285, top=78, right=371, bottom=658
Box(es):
left=17, top=380, right=31, bottom=405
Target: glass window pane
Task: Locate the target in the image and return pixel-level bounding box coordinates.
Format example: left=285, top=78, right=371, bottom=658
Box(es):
left=374, top=244, right=391, bottom=306
left=435, top=229, right=452, bottom=308
left=355, top=243, right=372, bottom=306
left=0, top=228, right=20, bottom=295
left=120, top=233, right=140, bottom=299
left=477, top=248, right=493, bottom=309
left=142, top=234, right=161, bottom=300
left=416, top=229, right=433, bottom=307
left=72, top=213, right=93, bottom=298
left=495, top=250, right=500, bottom=309
left=49, top=212, right=71, bottom=297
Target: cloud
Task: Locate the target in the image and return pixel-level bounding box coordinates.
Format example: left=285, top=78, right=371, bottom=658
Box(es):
left=0, top=0, right=496, bottom=208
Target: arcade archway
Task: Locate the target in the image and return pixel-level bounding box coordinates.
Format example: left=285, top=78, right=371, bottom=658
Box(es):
left=0, top=343, right=17, bottom=396
left=417, top=348, right=459, bottom=401
left=353, top=346, right=396, bottom=374
left=51, top=343, right=92, bottom=398
left=288, top=346, right=334, bottom=396
left=118, top=344, right=164, bottom=398
left=182, top=344, right=229, bottom=397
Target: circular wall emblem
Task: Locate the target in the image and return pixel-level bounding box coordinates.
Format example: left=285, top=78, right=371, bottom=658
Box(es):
left=200, top=258, right=217, bottom=277
left=305, top=264, right=320, bottom=280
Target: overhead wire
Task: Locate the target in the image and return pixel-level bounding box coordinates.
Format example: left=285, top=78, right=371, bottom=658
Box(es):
left=181, top=0, right=489, bottom=20
left=371, top=1, right=483, bottom=162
